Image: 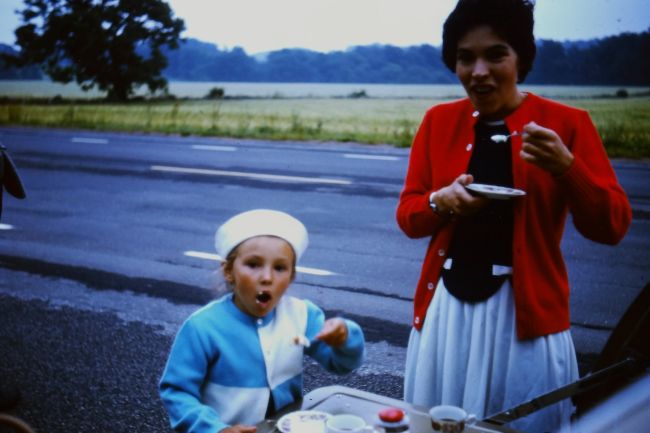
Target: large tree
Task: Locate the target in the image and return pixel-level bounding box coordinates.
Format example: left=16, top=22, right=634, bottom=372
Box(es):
left=5, top=0, right=184, bottom=100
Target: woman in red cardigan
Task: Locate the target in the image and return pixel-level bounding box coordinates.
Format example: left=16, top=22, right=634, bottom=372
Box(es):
left=396, top=1, right=631, bottom=432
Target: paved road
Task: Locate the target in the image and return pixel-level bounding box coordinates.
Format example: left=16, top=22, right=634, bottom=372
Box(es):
left=0, top=126, right=648, bottom=432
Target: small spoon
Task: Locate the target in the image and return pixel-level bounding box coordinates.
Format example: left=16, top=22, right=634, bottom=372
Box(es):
left=490, top=131, right=520, bottom=143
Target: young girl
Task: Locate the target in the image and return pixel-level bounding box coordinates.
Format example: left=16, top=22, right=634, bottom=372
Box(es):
left=159, top=209, right=365, bottom=433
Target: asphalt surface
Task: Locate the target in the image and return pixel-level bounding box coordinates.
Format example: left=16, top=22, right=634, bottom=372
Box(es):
left=0, top=126, right=648, bottom=433
left=0, top=293, right=404, bottom=433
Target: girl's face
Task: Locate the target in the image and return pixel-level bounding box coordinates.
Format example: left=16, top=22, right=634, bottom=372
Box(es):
left=223, top=236, right=295, bottom=318
left=455, top=25, right=523, bottom=120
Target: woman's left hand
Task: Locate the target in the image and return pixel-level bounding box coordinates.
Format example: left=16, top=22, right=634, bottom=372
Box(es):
left=315, top=318, right=348, bottom=348
left=520, top=121, right=574, bottom=176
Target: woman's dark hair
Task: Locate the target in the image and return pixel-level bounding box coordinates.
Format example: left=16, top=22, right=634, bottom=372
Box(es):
left=442, top=0, right=536, bottom=82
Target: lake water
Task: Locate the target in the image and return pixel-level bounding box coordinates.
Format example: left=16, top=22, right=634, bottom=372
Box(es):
left=0, top=80, right=646, bottom=99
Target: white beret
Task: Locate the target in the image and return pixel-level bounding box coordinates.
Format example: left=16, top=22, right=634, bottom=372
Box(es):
left=215, top=209, right=309, bottom=261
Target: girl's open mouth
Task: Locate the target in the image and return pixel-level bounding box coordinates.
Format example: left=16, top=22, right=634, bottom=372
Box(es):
left=256, top=292, right=272, bottom=305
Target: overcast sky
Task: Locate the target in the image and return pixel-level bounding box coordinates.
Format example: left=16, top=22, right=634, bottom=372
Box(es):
left=1, top=0, right=648, bottom=54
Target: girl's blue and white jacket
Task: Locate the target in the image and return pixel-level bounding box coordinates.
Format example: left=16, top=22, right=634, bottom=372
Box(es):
left=159, top=293, right=365, bottom=433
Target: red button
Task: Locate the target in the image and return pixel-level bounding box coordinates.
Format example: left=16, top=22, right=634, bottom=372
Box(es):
left=379, top=407, right=404, bottom=422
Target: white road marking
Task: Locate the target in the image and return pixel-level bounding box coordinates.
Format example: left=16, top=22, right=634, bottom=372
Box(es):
left=71, top=137, right=109, bottom=144
left=191, top=145, right=237, bottom=152
left=151, top=165, right=351, bottom=185
left=0, top=223, right=14, bottom=230
left=343, top=153, right=399, bottom=161
left=184, top=250, right=337, bottom=276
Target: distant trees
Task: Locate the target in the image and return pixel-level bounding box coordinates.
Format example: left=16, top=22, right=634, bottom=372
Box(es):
left=3, top=0, right=184, bottom=100
left=160, top=31, right=650, bottom=86
left=0, top=44, right=41, bottom=79
left=2, top=23, right=649, bottom=87
left=527, top=31, right=650, bottom=85
left=162, top=42, right=457, bottom=84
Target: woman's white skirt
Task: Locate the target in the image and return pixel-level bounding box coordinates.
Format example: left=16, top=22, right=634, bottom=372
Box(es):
left=404, top=278, right=579, bottom=433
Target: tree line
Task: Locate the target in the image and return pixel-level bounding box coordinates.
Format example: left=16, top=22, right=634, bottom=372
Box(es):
left=161, top=40, right=457, bottom=84
left=3, top=30, right=649, bottom=87
left=6, top=30, right=648, bottom=87
left=161, top=31, right=650, bottom=86
left=1, top=0, right=648, bottom=101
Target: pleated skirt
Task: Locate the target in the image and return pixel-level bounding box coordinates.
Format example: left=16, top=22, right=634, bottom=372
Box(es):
left=404, top=278, right=579, bottom=433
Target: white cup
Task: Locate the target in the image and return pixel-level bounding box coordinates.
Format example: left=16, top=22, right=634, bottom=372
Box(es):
left=429, top=405, right=476, bottom=433
left=326, top=414, right=373, bottom=433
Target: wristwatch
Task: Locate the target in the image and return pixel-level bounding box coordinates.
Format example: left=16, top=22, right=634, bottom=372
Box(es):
left=429, top=191, right=454, bottom=217
left=429, top=191, right=440, bottom=214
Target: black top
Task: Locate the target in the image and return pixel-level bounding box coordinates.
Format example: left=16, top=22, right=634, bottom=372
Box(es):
left=442, top=120, right=515, bottom=302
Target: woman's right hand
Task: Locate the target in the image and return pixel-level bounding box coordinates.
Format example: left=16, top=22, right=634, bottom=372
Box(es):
left=220, top=425, right=257, bottom=433
left=433, top=174, right=488, bottom=217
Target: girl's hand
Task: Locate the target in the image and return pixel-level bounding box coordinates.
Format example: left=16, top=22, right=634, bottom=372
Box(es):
left=220, top=424, right=257, bottom=433
left=520, top=121, right=574, bottom=176
left=315, top=318, right=348, bottom=348
left=434, top=174, right=488, bottom=217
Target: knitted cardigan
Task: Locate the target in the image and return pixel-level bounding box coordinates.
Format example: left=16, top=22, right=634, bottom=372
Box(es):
left=396, top=93, right=631, bottom=339
left=159, top=294, right=365, bottom=432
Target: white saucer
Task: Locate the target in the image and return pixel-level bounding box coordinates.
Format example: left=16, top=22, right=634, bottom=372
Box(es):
left=466, top=183, right=526, bottom=199
left=277, top=410, right=331, bottom=432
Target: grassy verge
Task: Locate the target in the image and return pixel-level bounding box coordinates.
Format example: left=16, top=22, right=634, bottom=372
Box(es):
left=1, top=96, right=649, bottom=157
left=569, top=98, right=650, bottom=158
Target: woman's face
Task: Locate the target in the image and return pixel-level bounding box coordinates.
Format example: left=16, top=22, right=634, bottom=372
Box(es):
left=455, top=25, right=523, bottom=120
left=223, top=236, right=295, bottom=318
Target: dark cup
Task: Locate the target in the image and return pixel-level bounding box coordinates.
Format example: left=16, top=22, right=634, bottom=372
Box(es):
left=429, top=405, right=476, bottom=433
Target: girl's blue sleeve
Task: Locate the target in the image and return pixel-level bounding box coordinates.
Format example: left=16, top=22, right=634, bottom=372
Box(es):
left=303, top=300, right=365, bottom=373
left=159, top=319, right=228, bottom=433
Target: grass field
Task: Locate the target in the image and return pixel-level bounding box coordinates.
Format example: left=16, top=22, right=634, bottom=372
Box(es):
left=1, top=94, right=649, bottom=158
